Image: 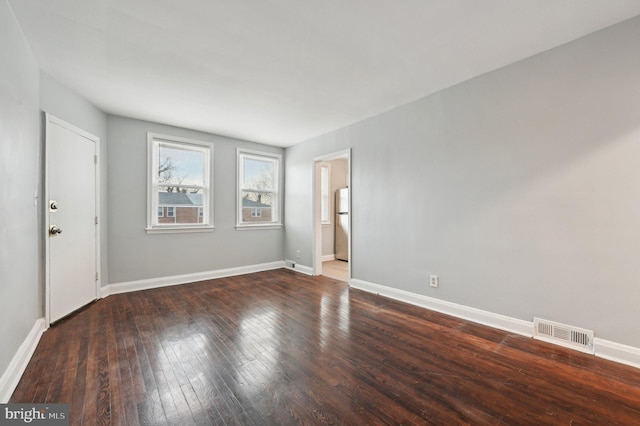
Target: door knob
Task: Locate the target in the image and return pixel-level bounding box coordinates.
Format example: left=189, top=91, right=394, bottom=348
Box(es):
left=49, top=225, right=62, bottom=236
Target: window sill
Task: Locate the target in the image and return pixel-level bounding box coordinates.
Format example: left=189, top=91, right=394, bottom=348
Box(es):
left=146, top=225, right=215, bottom=234
left=235, top=224, right=283, bottom=231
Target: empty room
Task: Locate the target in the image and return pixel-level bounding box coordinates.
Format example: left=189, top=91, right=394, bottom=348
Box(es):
left=2, top=1, right=640, bottom=424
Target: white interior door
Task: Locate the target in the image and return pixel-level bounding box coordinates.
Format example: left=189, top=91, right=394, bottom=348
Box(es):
left=47, top=115, right=98, bottom=323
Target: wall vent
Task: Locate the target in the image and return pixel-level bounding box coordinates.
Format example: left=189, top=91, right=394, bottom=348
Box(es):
left=533, top=318, right=594, bottom=354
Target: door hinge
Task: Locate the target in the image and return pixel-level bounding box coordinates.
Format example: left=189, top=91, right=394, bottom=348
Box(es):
left=94, top=155, right=98, bottom=164
left=95, top=216, right=98, bottom=225
left=95, top=272, right=99, bottom=281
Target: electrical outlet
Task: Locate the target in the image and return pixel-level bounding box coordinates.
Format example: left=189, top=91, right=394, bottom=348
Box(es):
left=296, top=250, right=301, bottom=258
left=430, top=275, right=439, bottom=288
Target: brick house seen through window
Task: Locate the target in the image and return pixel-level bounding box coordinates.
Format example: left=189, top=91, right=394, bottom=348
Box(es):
left=157, top=192, right=270, bottom=224
left=241, top=197, right=271, bottom=222
left=158, top=192, right=203, bottom=224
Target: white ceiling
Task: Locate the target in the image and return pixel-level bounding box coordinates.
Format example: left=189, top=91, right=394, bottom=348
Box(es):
left=9, top=1, right=640, bottom=147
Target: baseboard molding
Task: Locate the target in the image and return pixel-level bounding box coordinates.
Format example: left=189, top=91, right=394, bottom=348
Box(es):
left=594, top=338, right=640, bottom=369
left=284, top=260, right=314, bottom=276
left=0, top=318, right=46, bottom=403
left=349, top=278, right=640, bottom=370
left=102, top=261, right=286, bottom=297
left=322, top=254, right=335, bottom=262
left=350, top=278, right=534, bottom=338
left=3, top=276, right=640, bottom=406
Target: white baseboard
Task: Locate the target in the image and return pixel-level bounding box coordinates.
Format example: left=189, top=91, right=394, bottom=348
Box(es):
left=7, top=276, right=639, bottom=407
left=594, top=338, right=640, bottom=369
left=322, top=254, right=335, bottom=262
left=0, top=318, right=46, bottom=403
left=101, top=261, right=286, bottom=297
left=284, top=260, right=314, bottom=276
left=350, top=278, right=533, bottom=338
left=349, top=278, right=640, bottom=370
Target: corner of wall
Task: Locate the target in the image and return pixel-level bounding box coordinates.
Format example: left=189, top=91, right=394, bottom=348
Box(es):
left=0, top=319, right=46, bottom=403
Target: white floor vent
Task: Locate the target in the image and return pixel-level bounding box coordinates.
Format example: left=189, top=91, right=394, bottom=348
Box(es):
left=533, top=318, right=594, bottom=354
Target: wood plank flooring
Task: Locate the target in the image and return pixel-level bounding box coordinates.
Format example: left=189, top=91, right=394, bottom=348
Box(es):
left=322, top=260, right=348, bottom=282
left=11, top=269, right=640, bottom=424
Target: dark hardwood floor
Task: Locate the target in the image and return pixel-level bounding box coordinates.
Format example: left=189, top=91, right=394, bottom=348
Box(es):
left=11, top=269, right=640, bottom=425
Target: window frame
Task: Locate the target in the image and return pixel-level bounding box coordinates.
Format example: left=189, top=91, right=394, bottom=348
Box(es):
left=320, top=163, right=331, bottom=225
left=146, top=133, right=214, bottom=234
left=236, top=148, right=282, bottom=230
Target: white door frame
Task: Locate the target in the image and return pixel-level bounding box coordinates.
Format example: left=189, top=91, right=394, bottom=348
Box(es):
left=44, top=113, right=101, bottom=327
left=312, top=149, right=351, bottom=279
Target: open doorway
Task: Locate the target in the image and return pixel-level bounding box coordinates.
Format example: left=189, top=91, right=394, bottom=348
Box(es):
left=313, top=149, right=350, bottom=282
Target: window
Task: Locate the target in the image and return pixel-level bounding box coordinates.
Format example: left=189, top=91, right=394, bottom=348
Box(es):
left=147, top=133, right=214, bottom=233
left=320, top=163, right=331, bottom=225
left=237, top=149, right=282, bottom=229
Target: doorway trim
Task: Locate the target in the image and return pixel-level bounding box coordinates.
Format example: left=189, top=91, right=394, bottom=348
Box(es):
left=44, top=113, right=101, bottom=327
left=312, top=149, right=351, bottom=280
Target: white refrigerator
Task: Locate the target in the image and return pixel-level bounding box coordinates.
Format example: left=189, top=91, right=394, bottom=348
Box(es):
left=335, top=188, right=349, bottom=261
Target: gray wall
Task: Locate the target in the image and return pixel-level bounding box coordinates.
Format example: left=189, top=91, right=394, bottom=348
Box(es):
left=108, top=116, right=284, bottom=283
left=39, top=71, right=109, bottom=286
left=322, top=158, right=348, bottom=257
left=0, top=0, right=41, bottom=379
left=285, top=16, right=640, bottom=347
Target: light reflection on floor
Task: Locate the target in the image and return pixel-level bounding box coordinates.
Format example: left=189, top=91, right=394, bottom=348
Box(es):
left=319, top=287, right=351, bottom=350
left=155, top=281, right=353, bottom=409
left=238, top=307, right=280, bottom=396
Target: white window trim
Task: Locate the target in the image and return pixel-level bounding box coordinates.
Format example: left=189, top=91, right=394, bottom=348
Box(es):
left=146, top=132, right=215, bottom=234
left=236, top=148, right=283, bottom=230
left=320, top=162, right=331, bottom=225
